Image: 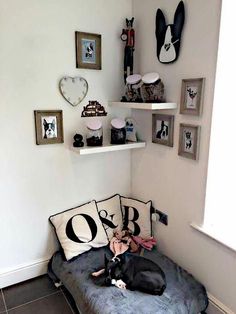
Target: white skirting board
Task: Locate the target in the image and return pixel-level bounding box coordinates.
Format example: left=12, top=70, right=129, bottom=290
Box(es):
left=207, top=293, right=235, bottom=314
left=0, top=257, right=50, bottom=288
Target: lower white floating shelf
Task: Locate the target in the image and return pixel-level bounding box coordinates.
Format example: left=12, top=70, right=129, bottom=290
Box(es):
left=71, top=141, right=146, bottom=155
left=109, top=101, right=177, bottom=110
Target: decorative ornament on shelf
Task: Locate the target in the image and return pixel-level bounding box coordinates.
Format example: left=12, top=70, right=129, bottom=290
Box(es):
left=73, top=134, right=84, bottom=148
left=81, top=101, right=107, bottom=117
left=141, top=72, right=165, bottom=103
left=86, top=119, right=103, bottom=146
left=59, top=76, right=88, bottom=107
left=125, top=118, right=137, bottom=142
left=156, top=1, right=185, bottom=64
left=111, top=118, right=126, bottom=145
left=121, top=74, right=143, bottom=103
left=120, top=17, right=135, bottom=83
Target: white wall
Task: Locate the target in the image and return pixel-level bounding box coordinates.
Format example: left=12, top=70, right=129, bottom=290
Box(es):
left=132, top=0, right=236, bottom=312
left=0, top=0, right=132, bottom=284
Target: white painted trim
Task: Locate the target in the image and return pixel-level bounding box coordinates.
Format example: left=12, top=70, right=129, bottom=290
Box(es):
left=208, top=293, right=235, bottom=314
left=0, top=257, right=50, bottom=288
left=190, top=223, right=236, bottom=254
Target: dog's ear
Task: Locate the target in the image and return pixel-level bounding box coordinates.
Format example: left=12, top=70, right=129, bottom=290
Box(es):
left=43, top=119, right=47, bottom=126
left=156, top=8, right=166, bottom=39
left=131, top=17, right=134, bottom=27
left=173, top=1, right=185, bottom=38
left=156, top=8, right=166, bottom=60
left=116, top=254, right=124, bottom=264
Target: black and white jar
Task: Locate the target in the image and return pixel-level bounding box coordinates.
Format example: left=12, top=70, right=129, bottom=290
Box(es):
left=141, top=72, right=165, bottom=103
left=86, top=119, right=103, bottom=146
left=111, top=118, right=126, bottom=144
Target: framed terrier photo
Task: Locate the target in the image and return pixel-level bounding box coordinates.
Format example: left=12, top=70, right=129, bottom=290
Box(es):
left=152, top=114, right=174, bottom=147
left=178, top=123, right=200, bottom=160
left=75, top=31, right=102, bottom=70
left=180, top=78, right=205, bottom=116
left=34, top=110, right=64, bottom=145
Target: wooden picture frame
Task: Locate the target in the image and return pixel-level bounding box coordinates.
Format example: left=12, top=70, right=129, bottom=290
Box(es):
left=34, top=110, right=64, bottom=145
left=178, top=123, right=200, bottom=160
left=75, top=31, right=102, bottom=70
left=180, top=78, right=205, bottom=116
left=152, top=114, right=174, bottom=147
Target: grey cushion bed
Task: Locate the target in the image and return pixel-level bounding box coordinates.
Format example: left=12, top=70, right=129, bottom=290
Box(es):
left=48, top=246, right=208, bottom=314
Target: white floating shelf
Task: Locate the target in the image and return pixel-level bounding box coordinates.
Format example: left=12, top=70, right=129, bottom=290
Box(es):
left=71, top=141, right=146, bottom=155
left=109, top=101, right=177, bottom=110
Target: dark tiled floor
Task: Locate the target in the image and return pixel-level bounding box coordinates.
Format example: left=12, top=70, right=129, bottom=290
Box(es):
left=1, top=275, right=79, bottom=314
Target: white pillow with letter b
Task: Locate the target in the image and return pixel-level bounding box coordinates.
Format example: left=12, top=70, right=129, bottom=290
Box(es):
left=49, top=200, right=108, bottom=261
left=121, top=196, right=152, bottom=238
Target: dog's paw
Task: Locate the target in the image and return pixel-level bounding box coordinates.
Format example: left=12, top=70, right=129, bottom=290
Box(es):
left=115, top=279, right=126, bottom=289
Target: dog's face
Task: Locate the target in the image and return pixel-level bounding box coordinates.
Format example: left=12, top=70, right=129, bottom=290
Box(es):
left=185, top=131, right=191, bottom=140
left=156, top=1, right=185, bottom=63
left=126, top=17, right=134, bottom=28
left=104, top=256, right=123, bottom=285
left=43, top=119, right=56, bottom=139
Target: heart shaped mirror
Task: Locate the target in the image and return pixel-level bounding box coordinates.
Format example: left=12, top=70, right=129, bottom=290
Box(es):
left=59, top=76, right=88, bottom=107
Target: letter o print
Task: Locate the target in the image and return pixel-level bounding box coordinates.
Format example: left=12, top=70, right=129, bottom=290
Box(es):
left=65, top=214, right=97, bottom=243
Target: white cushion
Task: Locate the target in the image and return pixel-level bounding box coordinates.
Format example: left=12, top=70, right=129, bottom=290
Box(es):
left=49, top=200, right=108, bottom=261
left=97, top=194, right=123, bottom=240
left=121, top=197, right=152, bottom=238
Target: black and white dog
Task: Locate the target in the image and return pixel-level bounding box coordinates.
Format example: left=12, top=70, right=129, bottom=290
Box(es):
left=43, top=118, right=56, bottom=139
left=94, top=254, right=166, bottom=296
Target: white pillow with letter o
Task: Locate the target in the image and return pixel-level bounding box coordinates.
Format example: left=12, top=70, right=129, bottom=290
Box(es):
left=121, top=196, right=152, bottom=238
left=49, top=200, right=108, bottom=261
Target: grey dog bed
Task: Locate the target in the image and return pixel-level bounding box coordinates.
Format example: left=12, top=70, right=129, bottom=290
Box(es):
left=48, top=246, right=208, bottom=314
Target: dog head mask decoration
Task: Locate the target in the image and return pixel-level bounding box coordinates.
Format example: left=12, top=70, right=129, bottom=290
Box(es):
left=156, top=1, right=185, bottom=64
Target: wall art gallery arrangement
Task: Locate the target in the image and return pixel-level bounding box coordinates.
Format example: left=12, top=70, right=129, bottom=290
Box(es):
left=33, top=3, right=204, bottom=163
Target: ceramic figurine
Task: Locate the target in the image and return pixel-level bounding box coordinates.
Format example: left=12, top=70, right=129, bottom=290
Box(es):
left=81, top=101, right=107, bottom=117
left=141, top=72, right=165, bottom=103
left=111, top=118, right=126, bottom=145
left=120, top=18, right=135, bottom=83
left=73, top=134, right=84, bottom=147
left=86, top=120, right=103, bottom=146
left=125, top=118, right=137, bottom=142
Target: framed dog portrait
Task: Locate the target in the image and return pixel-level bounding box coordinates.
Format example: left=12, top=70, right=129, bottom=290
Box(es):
left=178, top=124, right=200, bottom=160
left=75, top=31, right=102, bottom=70
left=180, top=78, right=205, bottom=116
left=34, top=110, right=64, bottom=145
left=152, top=114, right=174, bottom=147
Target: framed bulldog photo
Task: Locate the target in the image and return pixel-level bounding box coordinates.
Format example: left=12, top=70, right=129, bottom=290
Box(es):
left=34, top=110, right=64, bottom=145
left=152, top=114, right=174, bottom=147
left=180, top=78, right=205, bottom=116
left=75, top=31, right=102, bottom=70
left=178, top=123, right=200, bottom=160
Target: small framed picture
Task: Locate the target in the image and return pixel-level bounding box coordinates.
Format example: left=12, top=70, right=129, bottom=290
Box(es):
left=34, top=110, right=64, bottom=145
left=178, top=124, right=200, bottom=160
left=152, top=114, right=174, bottom=147
left=75, top=31, right=102, bottom=70
left=180, top=78, right=205, bottom=116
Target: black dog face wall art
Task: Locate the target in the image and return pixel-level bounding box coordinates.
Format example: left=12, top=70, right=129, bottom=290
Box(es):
left=156, top=1, right=185, bottom=64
